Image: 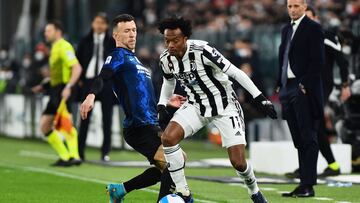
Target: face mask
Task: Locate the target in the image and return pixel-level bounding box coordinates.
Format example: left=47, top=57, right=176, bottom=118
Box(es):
left=22, top=58, right=31, bottom=68
left=236, top=48, right=250, bottom=57
left=342, top=45, right=351, bottom=55
left=329, top=17, right=341, bottom=27
left=34, top=51, right=45, bottom=61
left=0, top=50, right=8, bottom=60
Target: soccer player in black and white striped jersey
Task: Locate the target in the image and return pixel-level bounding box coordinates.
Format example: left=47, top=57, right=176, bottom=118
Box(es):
left=157, top=17, right=277, bottom=203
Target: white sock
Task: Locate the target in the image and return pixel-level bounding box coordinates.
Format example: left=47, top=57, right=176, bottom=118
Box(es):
left=163, top=144, right=190, bottom=196
left=236, top=161, right=259, bottom=195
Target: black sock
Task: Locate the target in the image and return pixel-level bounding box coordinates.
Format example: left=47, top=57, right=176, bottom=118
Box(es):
left=157, top=168, right=176, bottom=201
left=318, top=118, right=336, bottom=164
left=123, top=167, right=162, bottom=193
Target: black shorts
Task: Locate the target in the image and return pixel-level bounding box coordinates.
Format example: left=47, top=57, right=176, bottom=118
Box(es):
left=43, top=84, right=73, bottom=115
left=123, top=125, right=162, bottom=165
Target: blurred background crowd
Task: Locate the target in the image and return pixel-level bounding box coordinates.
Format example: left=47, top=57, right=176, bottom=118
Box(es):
left=1, top=0, right=359, bottom=96
left=0, top=0, right=360, bottom=150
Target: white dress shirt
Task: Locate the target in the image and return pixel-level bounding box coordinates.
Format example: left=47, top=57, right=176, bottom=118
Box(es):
left=85, top=33, right=105, bottom=78
left=287, top=14, right=306, bottom=79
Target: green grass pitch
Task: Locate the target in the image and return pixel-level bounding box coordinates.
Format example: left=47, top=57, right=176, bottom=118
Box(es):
left=0, top=136, right=359, bottom=203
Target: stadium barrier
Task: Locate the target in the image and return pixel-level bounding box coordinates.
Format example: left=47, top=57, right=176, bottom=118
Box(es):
left=250, top=141, right=352, bottom=174
left=0, top=94, right=133, bottom=150
left=247, top=118, right=293, bottom=141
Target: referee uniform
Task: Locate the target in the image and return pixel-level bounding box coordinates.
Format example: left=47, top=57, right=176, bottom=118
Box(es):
left=44, top=38, right=79, bottom=114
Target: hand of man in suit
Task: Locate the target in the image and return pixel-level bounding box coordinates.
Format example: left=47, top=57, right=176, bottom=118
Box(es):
left=299, top=83, right=307, bottom=94
left=254, top=94, right=277, bottom=119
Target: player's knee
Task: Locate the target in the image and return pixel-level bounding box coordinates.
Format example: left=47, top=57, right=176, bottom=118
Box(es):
left=230, top=156, right=247, bottom=171
left=40, top=123, right=52, bottom=135
left=161, top=132, right=181, bottom=146
left=40, top=119, right=53, bottom=135
left=161, top=133, right=181, bottom=147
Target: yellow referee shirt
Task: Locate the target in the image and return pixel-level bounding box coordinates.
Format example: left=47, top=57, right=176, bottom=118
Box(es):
left=49, top=38, right=79, bottom=86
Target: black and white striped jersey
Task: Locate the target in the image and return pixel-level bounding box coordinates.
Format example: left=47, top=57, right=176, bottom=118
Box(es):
left=159, top=40, right=261, bottom=117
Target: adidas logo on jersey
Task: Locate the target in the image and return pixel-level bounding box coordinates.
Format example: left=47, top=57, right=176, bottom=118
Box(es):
left=235, top=131, right=241, bottom=136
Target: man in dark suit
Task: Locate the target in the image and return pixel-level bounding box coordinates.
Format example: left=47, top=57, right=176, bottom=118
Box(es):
left=277, top=0, right=325, bottom=198
left=76, top=12, right=116, bottom=161
left=285, top=6, right=351, bottom=179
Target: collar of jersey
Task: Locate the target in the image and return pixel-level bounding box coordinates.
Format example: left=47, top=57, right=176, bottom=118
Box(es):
left=178, top=41, right=191, bottom=61
left=116, top=47, right=135, bottom=55
left=52, top=38, right=65, bottom=47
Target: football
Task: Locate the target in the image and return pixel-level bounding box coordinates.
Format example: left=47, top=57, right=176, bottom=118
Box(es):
left=158, top=194, right=185, bottom=203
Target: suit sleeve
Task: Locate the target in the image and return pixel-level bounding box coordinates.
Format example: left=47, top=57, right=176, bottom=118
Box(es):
left=300, top=24, right=325, bottom=89
left=76, top=39, right=86, bottom=80
left=277, top=27, right=287, bottom=87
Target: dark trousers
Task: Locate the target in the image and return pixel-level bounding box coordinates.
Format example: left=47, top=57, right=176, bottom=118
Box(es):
left=280, top=79, right=319, bottom=186
left=317, top=87, right=336, bottom=165
left=78, top=79, right=114, bottom=160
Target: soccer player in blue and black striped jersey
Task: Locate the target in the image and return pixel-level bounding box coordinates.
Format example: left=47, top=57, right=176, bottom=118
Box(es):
left=80, top=14, right=186, bottom=203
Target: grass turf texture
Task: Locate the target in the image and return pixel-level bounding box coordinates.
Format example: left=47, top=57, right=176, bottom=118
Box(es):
left=0, top=135, right=359, bottom=203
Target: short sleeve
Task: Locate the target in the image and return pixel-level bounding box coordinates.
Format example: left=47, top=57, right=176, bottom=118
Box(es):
left=159, top=60, right=174, bottom=80
left=102, top=50, right=124, bottom=72
left=61, top=44, right=79, bottom=67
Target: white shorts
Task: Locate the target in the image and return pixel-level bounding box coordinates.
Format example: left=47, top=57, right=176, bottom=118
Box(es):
left=171, top=101, right=246, bottom=148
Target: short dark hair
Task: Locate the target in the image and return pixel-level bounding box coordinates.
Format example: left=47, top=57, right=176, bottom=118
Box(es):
left=306, top=6, right=316, bottom=17
left=47, top=20, right=64, bottom=33
left=112, top=14, right=135, bottom=29
left=158, top=16, right=192, bottom=38
left=93, top=12, right=109, bottom=24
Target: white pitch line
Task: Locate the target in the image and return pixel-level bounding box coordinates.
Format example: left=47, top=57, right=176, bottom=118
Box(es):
left=19, top=150, right=58, bottom=160
left=261, top=187, right=277, bottom=191
left=16, top=150, right=354, bottom=203
left=314, top=197, right=334, bottom=201
left=0, top=161, right=218, bottom=203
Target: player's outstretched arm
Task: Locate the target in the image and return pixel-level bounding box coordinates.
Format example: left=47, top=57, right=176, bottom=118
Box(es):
left=226, top=65, right=277, bottom=119
left=80, top=68, right=114, bottom=120
left=203, top=45, right=277, bottom=119
left=80, top=94, right=95, bottom=120
left=157, top=78, right=176, bottom=125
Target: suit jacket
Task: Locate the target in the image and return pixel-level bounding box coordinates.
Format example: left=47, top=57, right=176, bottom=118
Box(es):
left=277, top=16, right=325, bottom=118
left=76, top=30, right=116, bottom=81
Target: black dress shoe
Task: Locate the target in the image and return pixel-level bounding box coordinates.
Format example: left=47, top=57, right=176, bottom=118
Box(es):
left=282, top=185, right=314, bottom=197
left=51, top=159, right=72, bottom=167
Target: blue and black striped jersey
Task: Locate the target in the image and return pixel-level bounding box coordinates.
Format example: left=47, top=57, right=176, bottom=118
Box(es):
left=102, top=47, right=158, bottom=128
